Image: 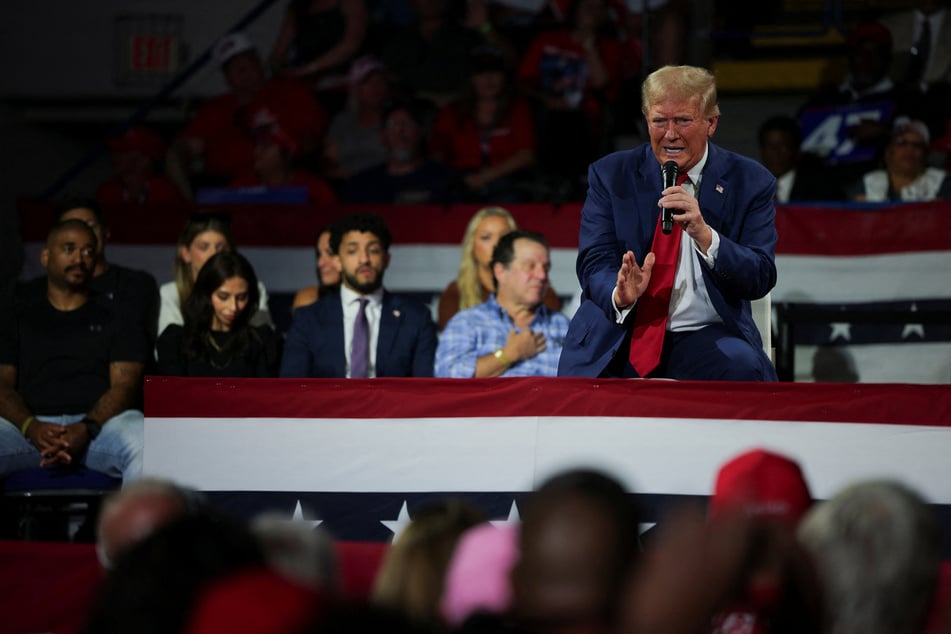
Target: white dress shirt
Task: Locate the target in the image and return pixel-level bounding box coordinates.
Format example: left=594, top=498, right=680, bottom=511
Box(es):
left=667, top=147, right=723, bottom=332
left=775, top=170, right=795, bottom=204
left=614, top=144, right=722, bottom=331
left=340, top=285, right=384, bottom=378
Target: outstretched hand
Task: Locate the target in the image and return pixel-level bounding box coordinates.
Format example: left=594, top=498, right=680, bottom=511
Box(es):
left=614, top=250, right=655, bottom=308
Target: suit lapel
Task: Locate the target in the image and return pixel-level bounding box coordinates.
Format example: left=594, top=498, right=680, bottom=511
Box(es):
left=376, top=292, right=399, bottom=375
left=321, top=294, right=347, bottom=376
left=698, top=143, right=728, bottom=229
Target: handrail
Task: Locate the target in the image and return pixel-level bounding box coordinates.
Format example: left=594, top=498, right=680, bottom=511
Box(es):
left=41, top=0, right=281, bottom=200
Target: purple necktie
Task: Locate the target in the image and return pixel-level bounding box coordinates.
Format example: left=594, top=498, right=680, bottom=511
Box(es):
left=351, top=297, right=370, bottom=378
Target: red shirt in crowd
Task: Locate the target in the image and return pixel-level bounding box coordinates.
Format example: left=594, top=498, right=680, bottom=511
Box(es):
left=517, top=29, right=623, bottom=120
left=429, top=99, right=536, bottom=171
left=181, top=79, right=328, bottom=180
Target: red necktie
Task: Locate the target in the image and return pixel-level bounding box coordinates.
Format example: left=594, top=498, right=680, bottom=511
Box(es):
left=628, top=173, right=689, bottom=377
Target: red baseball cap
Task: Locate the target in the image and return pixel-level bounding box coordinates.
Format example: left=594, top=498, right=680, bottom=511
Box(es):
left=710, top=448, right=812, bottom=525
left=106, top=126, right=166, bottom=161
left=184, top=568, right=323, bottom=634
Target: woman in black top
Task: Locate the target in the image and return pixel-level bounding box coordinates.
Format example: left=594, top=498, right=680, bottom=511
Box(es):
left=157, top=252, right=280, bottom=377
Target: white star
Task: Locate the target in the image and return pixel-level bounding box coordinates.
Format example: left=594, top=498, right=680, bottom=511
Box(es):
left=829, top=322, right=852, bottom=342
left=490, top=501, right=521, bottom=528
left=381, top=500, right=413, bottom=542
left=902, top=303, right=925, bottom=339
left=291, top=499, right=323, bottom=528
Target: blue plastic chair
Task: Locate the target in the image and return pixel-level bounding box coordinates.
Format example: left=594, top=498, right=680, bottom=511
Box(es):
left=2, top=466, right=122, bottom=541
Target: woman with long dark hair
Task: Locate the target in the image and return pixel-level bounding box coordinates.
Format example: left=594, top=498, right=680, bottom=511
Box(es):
left=157, top=252, right=280, bottom=377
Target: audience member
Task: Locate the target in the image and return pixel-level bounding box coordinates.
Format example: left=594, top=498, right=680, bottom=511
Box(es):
left=437, top=206, right=560, bottom=331
left=168, top=32, right=328, bottom=196
left=511, top=468, right=640, bottom=633
left=879, top=0, right=951, bottom=137
left=848, top=116, right=951, bottom=202
left=342, top=98, right=453, bottom=204
left=184, top=567, right=323, bottom=634
left=798, top=22, right=917, bottom=187
left=758, top=115, right=844, bottom=202
left=96, top=126, right=185, bottom=206
left=0, top=220, right=145, bottom=482
left=158, top=212, right=273, bottom=338
left=620, top=0, right=686, bottom=69
left=619, top=505, right=778, bottom=634
left=229, top=109, right=338, bottom=205
left=707, top=448, right=822, bottom=634
left=517, top=0, right=624, bottom=196
left=322, top=55, right=390, bottom=182
left=156, top=252, right=281, bottom=377
left=558, top=65, right=777, bottom=381
left=280, top=213, right=437, bottom=377
left=440, top=523, right=519, bottom=629
left=429, top=45, right=536, bottom=202
left=436, top=230, right=569, bottom=378
left=81, top=512, right=267, bottom=634
left=798, top=479, right=942, bottom=634
left=21, top=198, right=161, bottom=350
left=291, top=226, right=342, bottom=311
left=379, top=0, right=488, bottom=107
left=96, top=477, right=202, bottom=569
left=311, top=602, right=431, bottom=634
left=372, top=499, right=484, bottom=626
left=268, top=0, right=369, bottom=107
left=250, top=513, right=339, bottom=591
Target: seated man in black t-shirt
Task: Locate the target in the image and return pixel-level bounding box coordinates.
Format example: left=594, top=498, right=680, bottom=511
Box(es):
left=0, top=219, right=147, bottom=481
left=22, top=198, right=160, bottom=352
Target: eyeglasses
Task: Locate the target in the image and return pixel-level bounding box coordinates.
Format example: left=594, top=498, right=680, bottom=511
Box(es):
left=891, top=138, right=927, bottom=150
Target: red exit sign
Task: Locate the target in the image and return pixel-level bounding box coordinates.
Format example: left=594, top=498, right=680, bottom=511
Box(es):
left=130, top=34, right=178, bottom=72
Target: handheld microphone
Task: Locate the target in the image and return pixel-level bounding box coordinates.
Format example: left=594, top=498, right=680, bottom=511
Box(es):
left=661, top=160, right=679, bottom=235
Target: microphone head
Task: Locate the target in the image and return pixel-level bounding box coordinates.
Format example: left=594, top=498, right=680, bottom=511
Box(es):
left=662, top=160, right=679, bottom=190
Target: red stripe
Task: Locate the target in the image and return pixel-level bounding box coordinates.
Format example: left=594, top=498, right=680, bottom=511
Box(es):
left=144, top=376, right=951, bottom=427
left=21, top=198, right=951, bottom=255
left=776, top=203, right=951, bottom=255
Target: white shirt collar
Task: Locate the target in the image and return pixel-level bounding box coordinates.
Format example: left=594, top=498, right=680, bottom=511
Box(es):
left=685, top=144, right=709, bottom=186
left=340, top=284, right=384, bottom=307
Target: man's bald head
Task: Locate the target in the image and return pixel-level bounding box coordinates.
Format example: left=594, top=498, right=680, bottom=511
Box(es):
left=97, top=478, right=200, bottom=569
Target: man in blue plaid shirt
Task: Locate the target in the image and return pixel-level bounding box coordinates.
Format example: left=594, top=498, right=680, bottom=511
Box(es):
left=435, top=230, right=569, bottom=378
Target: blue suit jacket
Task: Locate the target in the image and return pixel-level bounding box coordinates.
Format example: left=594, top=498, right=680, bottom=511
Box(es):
left=280, top=291, right=437, bottom=378
left=557, top=142, right=778, bottom=378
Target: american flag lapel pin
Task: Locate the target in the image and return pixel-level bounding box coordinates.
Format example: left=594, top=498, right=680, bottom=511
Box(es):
left=715, top=184, right=724, bottom=194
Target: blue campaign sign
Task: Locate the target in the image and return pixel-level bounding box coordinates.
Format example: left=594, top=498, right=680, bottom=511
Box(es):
left=799, top=101, right=895, bottom=164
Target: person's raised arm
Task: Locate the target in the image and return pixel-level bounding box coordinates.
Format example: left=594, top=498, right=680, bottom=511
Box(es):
left=280, top=0, right=368, bottom=79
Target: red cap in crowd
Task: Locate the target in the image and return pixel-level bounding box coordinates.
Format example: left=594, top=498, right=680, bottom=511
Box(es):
left=710, top=448, right=812, bottom=525
left=184, top=568, right=323, bottom=634
left=106, top=126, right=167, bottom=161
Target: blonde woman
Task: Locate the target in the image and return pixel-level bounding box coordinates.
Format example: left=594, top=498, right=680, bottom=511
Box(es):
left=437, top=206, right=560, bottom=330
left=158, top=213, right=273, bottom=338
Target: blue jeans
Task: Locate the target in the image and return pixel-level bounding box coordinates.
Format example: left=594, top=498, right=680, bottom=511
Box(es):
left=0, top=410, right=143, bottom=482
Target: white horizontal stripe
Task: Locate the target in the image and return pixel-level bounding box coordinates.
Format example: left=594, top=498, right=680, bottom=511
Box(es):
left=144, top=415, right=951, bottom=504
left=774, top=252, right=951, bottom=303
left=793, top=343, right=951, bottom=383
left=22, top=244, right=950, bottom=305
